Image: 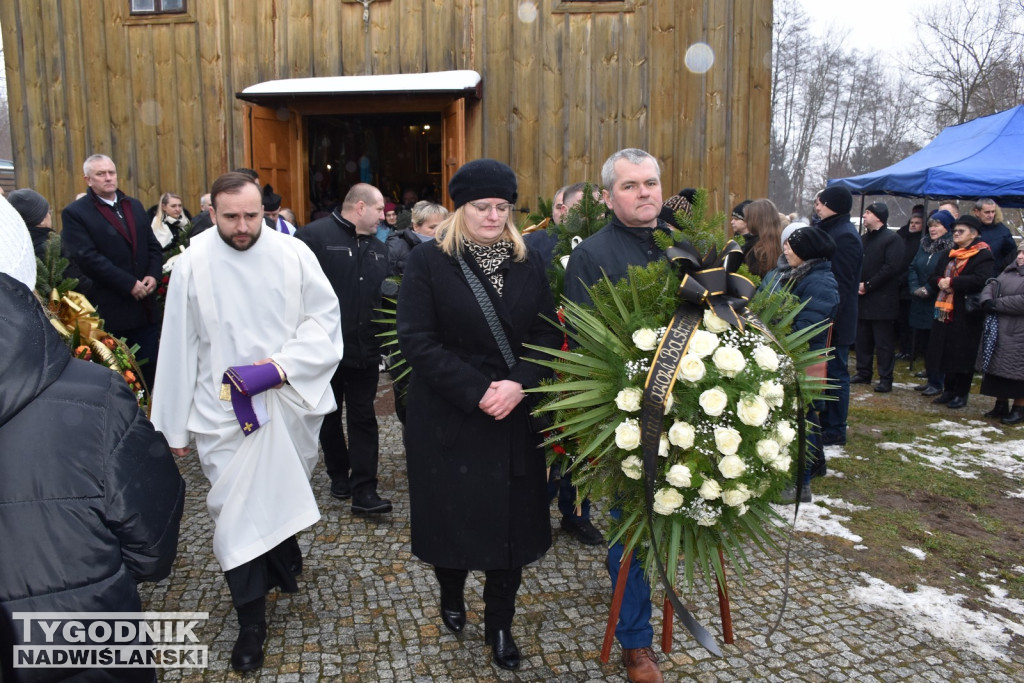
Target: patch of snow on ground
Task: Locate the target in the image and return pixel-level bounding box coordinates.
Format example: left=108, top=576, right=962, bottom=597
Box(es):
left=814, top=495, right=868, bottom=512
left=1013, top=566, right=1024, bottom=574
left=772, top=499, right=863, bottom=543
left=983, top=584, right=1024, bottom=624
left=876, top=441, right=978, bottom=479
left=849, top=573, right=1020, bottom=661
left=1005, top=488, right=1024, bottom=499
left=823, top=444, right=848, bottom=459
left=891, top=382, right=918, bottom=390
left=903, top=546, right=927, bottom=560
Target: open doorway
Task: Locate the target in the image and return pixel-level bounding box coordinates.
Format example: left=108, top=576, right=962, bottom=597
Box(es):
left=306, top=112, right=443, bottom=219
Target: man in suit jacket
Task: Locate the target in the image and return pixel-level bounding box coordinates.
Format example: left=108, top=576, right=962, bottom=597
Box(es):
left=61, top=154, right=163, bottom=388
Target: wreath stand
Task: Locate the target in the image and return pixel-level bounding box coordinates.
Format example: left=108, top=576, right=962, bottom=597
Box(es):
left=599, top=546, right=734, bottom=662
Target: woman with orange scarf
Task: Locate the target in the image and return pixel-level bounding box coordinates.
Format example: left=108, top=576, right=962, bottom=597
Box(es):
left=926, top=215, right=996, bottom=409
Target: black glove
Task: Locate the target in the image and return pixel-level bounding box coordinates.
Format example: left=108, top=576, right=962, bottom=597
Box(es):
left=981, top=298, right=996, bottom=312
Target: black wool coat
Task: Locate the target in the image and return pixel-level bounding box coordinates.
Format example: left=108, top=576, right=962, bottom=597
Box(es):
left=927, top=241, right=996, bottom=374
left=60, top=189, right=162, bottom=332
left=396, top=241, right=562, bottom=570
left=858, top=226, right=904, bottom=320
left=817, top=213, right=863, bottom=346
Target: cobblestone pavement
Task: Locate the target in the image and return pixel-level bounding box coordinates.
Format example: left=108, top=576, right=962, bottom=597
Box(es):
left=142, top=384, right=1024, bottom=682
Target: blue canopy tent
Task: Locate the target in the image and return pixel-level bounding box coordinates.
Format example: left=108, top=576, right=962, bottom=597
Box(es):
left=828, top=105, right=1024, bottom=208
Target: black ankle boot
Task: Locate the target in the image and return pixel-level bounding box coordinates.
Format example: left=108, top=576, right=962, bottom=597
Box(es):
left=439, top=595, right=465, bottom=633
left=1002, top=406, right=1024, bottom=425
left=984, top=399, right=1010, bottom=418
left=485, top=627, right=520, bottom=670
left=230, top=622, right=266, bottom=672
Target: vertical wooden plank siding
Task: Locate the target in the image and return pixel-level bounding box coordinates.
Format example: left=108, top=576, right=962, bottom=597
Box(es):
left=539, top=2, right=566, bottom=196
left=287, top=1, right=314, bottom=78
left=16, top=1, right=53, bottom=197
left=510, top=1, right=541, bottom=207
left=127, top=23, right=159, bottom=203
left=340, top=2, right=366, bottom=75
left=649, top=1, right=677, bottom=189
left=399, top=0, right=426, bottom=73
left=726, top=0, right=752, bottom=210
left=702, top=0, right=729, bottom=211
left=618, top=7, right=647, bottom=152
left=59, top=2, right=88, bottom=206
left=748, top=0, right=773, bottom=198
left=590, top=12, right=619, bottom=175
left=196, top=0, right=229, bottom=186
left=40, top=3, right=71, bottom=206
left=312, top=0, right=343, bottom=76
left=369, top=0, right=397, bottom=74
left=564, top=13, right=592, bottom=179
left=480, top=2, right=511, bottom=163
left=173, top=23, right=205, bottom=205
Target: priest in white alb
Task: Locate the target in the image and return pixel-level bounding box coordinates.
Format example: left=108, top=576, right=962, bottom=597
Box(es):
left=151, top=172, right=343, bottom=673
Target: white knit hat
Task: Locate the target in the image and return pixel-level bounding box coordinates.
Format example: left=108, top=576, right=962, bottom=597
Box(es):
left=0, top=195, right=37, bottom=289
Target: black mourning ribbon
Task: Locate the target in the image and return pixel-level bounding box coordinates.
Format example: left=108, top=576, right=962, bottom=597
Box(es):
left=637, top=239, right=756, bottom=657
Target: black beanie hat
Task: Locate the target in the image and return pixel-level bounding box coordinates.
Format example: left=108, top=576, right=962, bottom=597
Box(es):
left=6, top=188, right=50, bottom=227
left=787, top=226, right=836, bottom=261
left=865, top=201, right=889, bottom=225
left=660, top=191, right=695, bottom=229
left=448, top=159, right=518, bottom=210
left=818, top=186, right=853, bottom=215
left=732, top=199, right=752, bottom=220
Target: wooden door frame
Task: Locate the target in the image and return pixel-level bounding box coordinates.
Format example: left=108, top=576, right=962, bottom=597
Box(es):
left=242, top=103, right=309, bottom=224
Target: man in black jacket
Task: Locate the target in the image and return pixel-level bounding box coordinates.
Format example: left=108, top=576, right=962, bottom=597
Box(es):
left=813, top=186, right=864, bottom=447
left=297, top=183, right=392, bottom=514
left=851, top=202, right=904, bottom=392
left=61, top=154, right=163, bottom=390
left=0, top=197, right=185, bottom=683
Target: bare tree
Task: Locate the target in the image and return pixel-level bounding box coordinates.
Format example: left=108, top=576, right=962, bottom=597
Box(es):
left=905, top=0, right=1024, bottom=131
left=0, top=46, right=11, bottom=160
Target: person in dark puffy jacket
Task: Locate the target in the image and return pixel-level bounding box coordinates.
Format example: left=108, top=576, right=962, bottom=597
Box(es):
left=0, top=197, right=185, bottom=683
left=976, top=244, right=1024, bottom=424
left=759, top=226, right=839, bottom=502
left=385, top=200, right=448, bottom=276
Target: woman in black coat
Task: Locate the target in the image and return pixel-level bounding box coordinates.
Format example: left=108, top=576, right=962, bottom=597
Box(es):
left=927, top=216, right=996, bottom=409
left=396, top=160, right=562, bottom=671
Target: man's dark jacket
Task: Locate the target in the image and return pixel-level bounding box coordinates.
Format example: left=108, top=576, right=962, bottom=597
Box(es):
left=385, top=229, right=427, bottom=276
left=564, top=217, right=669, bottom=306
left=297, top=211, right=388, bottom=368
left=816, top=213, right=863, bottom=346
left=61, top=188, right=162, bottom=332
left=858, top=225, right=903, bottom=320
left=0, top=274, right=185, bottom=682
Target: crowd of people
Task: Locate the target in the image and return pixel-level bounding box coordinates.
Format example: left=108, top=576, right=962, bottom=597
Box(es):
left=0, top=150, right=1022, bottom=683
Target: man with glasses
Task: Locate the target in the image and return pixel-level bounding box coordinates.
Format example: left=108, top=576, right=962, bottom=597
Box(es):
left=972, top=198, right=1015, bottom=270
left=297, top=183, right=393, bottom=515
left=563, top=148, right=668, bottom=683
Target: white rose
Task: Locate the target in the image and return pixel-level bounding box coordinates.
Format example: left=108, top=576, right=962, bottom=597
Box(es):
left=698, top=478, right=722, bottom=500
left=699, top=387, right=729, bottom=417
left=712, top=346, right=747, bottom=378
left=737, top=394, right=770, bottom=427
left=666, top=463, right=692, bottom=487
left=615, top=419, right=642, bottom=450
left=752, top=345, right=780, bottom=371
left=737, top=503, right=749, bottom=516
left=652, top=487, right=685, bottom=515
left=703, top=308, right=731, bottom=333
left=756, top=439, right=781, bottom=463
left=659, top=435, right=670, bottom=458
left=677, top=354, right=706, bottom=383
left=759, top=380, right=785, bottom=408
left=667, top=421, right=695, bottom=449
left=621, top=455, right=644, bottom=479
left=615, top=387, right=643, bottom=413
left=714, top=427, right=743, bottom=457
left=717, top=453, right=746, bottom=478
left=772, top=454, right=793, bottom=472
left=688, top=329, right=720, bottom=358
left=775, top=420, right=796, bottom=446
left=722, top=483, right=752, bottom=507
left=632, top=328, right=659, bottom=351
left=664, top=393, right=675, bottom=415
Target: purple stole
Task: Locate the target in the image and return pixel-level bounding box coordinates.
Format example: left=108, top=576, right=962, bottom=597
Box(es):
left=92, top=193, right=139, bottom=259
left=220, top=363, right=283, bottom=436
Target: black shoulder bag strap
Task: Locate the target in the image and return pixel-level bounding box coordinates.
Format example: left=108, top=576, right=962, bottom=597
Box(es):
left=456, top=254, right=518, bottom=371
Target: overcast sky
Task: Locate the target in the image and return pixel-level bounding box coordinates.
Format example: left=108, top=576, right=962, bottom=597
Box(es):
left=795, top=0, right=930, bottom=64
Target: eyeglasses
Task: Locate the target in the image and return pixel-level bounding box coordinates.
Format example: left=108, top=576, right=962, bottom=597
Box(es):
left=467, top=201, right=514, bottom=216
left=952, top=229, right=970, bottom=235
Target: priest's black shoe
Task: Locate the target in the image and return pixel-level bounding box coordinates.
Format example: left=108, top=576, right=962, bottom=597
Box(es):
left=947, top=395, right=968, bottom=409
left=874, top=382, right=892, bottom=393
left=850, top=375, right=871, bottom=384
left=485, top=627, right=520, bottom=670
left=932, top=391, right=956, bottom=404
left=440, top=599, right=465, bottom=633
left=921, top=385, right=942, bottom=397
left=351, top=491, right=392, bottom=515
left=231, top=622, right=267, bottom=672
left=329, top=479, right=351, bottom=500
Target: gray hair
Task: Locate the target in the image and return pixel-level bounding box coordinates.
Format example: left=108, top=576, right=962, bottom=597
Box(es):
left=600, top=148, right=659, bottom=188
left=83, top=154, right=114, bottom=176
left=410, top=200, right=448, bottom=226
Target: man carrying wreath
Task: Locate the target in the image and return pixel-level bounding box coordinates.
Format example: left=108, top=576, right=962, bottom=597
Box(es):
left=564, top=148, right=671, bottom=683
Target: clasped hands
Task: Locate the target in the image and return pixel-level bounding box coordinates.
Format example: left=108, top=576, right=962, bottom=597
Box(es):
left=131, top=275, right=159, bottom=300
left=479, top=380, right=524, bottom=421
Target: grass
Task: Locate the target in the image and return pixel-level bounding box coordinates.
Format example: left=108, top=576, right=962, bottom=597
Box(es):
left=804, top=357, right=1024, bottom=606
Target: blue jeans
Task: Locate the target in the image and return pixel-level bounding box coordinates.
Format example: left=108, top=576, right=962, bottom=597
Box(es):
left=606, top=510, right=653, bottom=649
left=819, top=344, right=850, bottom=443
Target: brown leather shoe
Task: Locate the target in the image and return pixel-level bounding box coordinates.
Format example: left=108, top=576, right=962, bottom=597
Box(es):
left=622, top=646, right=663, bottom=683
